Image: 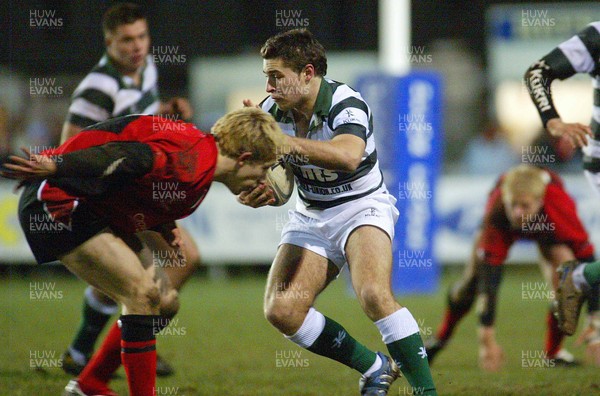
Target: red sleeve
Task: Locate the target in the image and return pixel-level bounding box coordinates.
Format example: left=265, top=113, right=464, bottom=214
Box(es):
left=543, top=183, right=594, bottom=259
left=478, top=187, right=514, bottom=266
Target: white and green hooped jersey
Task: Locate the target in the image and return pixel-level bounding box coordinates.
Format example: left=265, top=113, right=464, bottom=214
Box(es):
left=67, top=54, right=160, bottom=128
left=260, top=78, right=385, bottom=214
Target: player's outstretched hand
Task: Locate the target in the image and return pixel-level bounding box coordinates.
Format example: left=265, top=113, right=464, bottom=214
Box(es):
left=0, top=147, right=57, bottom=184
left=547, top=118, right=592, bottom=148
left=170, top=97, right=193, bottom=120
left=160, top=98, right=193, bottom=121
left=154, top=221, right=184, bottom=249
left=153, top=221, right=187, bottom=264
left=576, top=313, right=600, bottom=367
left=238, top=182, right=275, bottom=208
left=478, top=326, right=505, bottom=372
left=478, top=342, right=505, bottom=372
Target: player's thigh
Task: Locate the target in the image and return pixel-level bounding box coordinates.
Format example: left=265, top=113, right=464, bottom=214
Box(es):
left=136, top=230, right=177, bottom=284
left=345, top=225, right=398, bottom=315
left=345, top=225, right=392, bottom=286
left=59, top=229, right=156, bottom=313
left=265, top=243, right=338, bottom=308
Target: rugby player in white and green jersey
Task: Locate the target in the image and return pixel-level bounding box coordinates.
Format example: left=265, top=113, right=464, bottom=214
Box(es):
left=59, top=2, right=196, bottom=380
left=241, top=29, right=437, bottom=396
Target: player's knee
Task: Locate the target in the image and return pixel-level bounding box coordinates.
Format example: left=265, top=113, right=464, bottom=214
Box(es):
left=124, top=278, right=161, bottom=314
left=264, top=298, right=303, bottom=332
left=357, top=283, right=394, bottom=320
left=159, top=289, right=180, bottom=319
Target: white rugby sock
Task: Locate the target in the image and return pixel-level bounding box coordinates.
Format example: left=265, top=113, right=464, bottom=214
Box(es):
left=572, top=264, right=590, bottom=292
left=363, top=354, right=383, bottom=378
left=67, top=346, right=87, bottom=365
left=285, top=307, right=325, bottom=348
left=84, top=286, right=119, bottom=315
left=375, top=307, right=420, bottom=343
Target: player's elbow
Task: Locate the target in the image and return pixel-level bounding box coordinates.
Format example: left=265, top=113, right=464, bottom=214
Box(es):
left=339, top=154, right=362, bottom=172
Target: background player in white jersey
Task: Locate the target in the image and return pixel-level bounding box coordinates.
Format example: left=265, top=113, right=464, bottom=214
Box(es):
left=60, top=2, right=196, bottom=377
left=241, top=29, right=437, bottom=396
left=524, top=21, right=600, bottom=362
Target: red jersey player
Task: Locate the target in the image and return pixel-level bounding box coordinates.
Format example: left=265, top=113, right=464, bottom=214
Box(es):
left=1, top=108, right=285, bottom=396
left=425, top=165, right=596, bottom=371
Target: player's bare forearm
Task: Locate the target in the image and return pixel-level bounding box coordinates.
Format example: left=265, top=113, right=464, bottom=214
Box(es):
left=286, top=134, right=365, bottom=172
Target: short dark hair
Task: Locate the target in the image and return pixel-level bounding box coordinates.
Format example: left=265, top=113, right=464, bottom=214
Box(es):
left=260, top=29, right=327, bottom=76
left=102, top=3, right=146, bottom=34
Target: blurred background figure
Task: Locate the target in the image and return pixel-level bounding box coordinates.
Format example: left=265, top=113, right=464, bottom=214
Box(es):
left=461, top=121, right=520, bottom=175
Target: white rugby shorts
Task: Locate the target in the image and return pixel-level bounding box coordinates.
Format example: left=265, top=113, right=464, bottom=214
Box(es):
left=279, top=188, right=399, bottom=270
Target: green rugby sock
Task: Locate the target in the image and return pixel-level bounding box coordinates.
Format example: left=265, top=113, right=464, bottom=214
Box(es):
left=71, top=288, right=118, bottom=357
left=376, top=308, right=437, bottom=395
left=583, top=262, right=600, bottom=287
left=386, top=334, right=437, bottom=395
left=306, top=316, right=377, bottom=374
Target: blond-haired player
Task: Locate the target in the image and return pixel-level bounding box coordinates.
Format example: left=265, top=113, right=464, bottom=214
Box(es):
left=425, top=165, right=595, bottom=370
left=2, top=107, right=285, bottom=396
left=59, top=2, right=197, bottom=377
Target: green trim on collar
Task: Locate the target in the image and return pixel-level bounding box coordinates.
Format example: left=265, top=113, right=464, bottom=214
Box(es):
left=313, top=78, right=332, bottom=118
left=97, top=54, right=121, bottom=82
left=308, top=78, right=332, bottom=132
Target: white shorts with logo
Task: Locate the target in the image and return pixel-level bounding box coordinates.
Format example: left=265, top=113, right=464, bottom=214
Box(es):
left=279, top=188, right=399, bottom=270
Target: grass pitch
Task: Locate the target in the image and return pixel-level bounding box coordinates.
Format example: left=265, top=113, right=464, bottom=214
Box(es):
left=2, top=265, right=600, bottom=395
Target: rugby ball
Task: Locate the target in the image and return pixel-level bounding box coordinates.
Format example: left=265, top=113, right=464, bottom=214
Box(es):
left=265, top=161, right=294, bottom=206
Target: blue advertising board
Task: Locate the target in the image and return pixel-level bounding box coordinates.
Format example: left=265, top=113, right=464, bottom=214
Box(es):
left=355, top=71, right=443, bottom=294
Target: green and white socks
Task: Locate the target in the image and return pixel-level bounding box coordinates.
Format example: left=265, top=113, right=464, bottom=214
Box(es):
left=375, top=308, right=437, bottom=395
left=574, top=262, right=600, bottom=291
left=285, top=307, right=437, bottom=395
left=286, top=307, right=380, bottom=375
left=69, top=286, right=119, bottom=364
